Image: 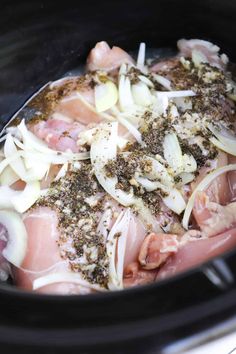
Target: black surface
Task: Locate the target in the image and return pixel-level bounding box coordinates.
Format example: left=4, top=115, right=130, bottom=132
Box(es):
left=0, top=0, right=236, bottom=353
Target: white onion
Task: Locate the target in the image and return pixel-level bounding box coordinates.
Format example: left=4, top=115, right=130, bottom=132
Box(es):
left=33, top=272, right=105, bottom=291
left=54, top=163, right=68, bottom=182
left=132, top=82, right=152, bottom=107
left=162, top=188, right=186, bottom=215
left=182, top=164, right=236, bottom=229
left=0, top=186, right=21, bottom=209
left=94, top=80, right=118, bottom=112
left=157, top=90, right=196, bottom=98
left=4, top=134, right=27, bottom=180
left=182, top=154, right=197, bottom=173
left=143, top=156, right=174, bottom=187
left=210, top=137, right=236, bottom=156
left=62, top=91, right=115, bottom=121
left=163, top=133, right=183, bottom=173
left=117, top=116, right=143, bottom=145
left=208, top=123, right=236, bottom=155
left=136, top=42, right=146, bottom=70
left=11, top=181, right=41, bottom=213
left=116, top=208, right=131, bottom=289
left=0, top=166, right=19, bottom=186
left=0, top=210, right=27, bottom=267
left=135, top=175, right=186, bottom=214
left=90, top=122, right=135, bottom=206
left=178, top=172, right=195, bottom=186
left=152, top=74, right=172, bottom=90
left=133, top=198, right=162, bottom=233
left=118, top=75, right=134, bottom=111
left=17, top=119, right=90, bottom=161
left=154, top=93, right=169, bottom=116
left=138, top=75, right=154, bottom=88
left=174, top=97, right=192, bottom=111
left=107, top=209, right=131, bottom=290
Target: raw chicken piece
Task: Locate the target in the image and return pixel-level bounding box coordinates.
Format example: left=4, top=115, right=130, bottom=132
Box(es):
left=30, top=117, right=85, bottom=153
left=228, top=155, right=236, bottom=201
left=14, top=207, right=92, bottom=295
left=157, top=228, right=236, bottom=280
left=55, top=87, right=102, bottom=124
left=87, top=41, right=134, bottom=72
left=193, top=191, right=236, bottom=237
left=123, top=262, right=157, bottom=288
left=138, top=233, right=179, bottom=270
left=177, top=39, right=228, bottom=70
left=150, top=57, right=179, bottom=73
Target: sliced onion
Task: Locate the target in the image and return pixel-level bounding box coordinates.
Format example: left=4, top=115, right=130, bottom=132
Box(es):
left=135, top=175, right=186, bottom=214
left=33, top=272, right=105, bottom=291
left=54, top=163, right=68, bottom=182
left=152, top=73, right=172, bottom=90
left=117, top=117, right=143, bottom=145
left=17, top=119, right=91, bottom=161
left=182, top=154, right=197, bottom=173
left=154, top=93, right=169, bottom=116
left=138, top=75, right=154, bottom=88
left=90, top=122, right=135, bottom=206
left=95, top=80, right=118, bottom=112
left=118, top=75, right=134, bottom=111
left=116, top=208, right=131, bottom=289
left=182, top=164, right=236, bottom=229
left=62, top=91, right=115, bottom=121
left=4, top=134, right=27, bottom=180
left=0, top=186, right=21, bottom=209
left=163, top=133, right=183, bottom=174
left=174, top=97, right=192, bottom=111
left=210, top=137, right=236, bottom=156
left=134, top=199, right=162, bottom=232
left=162, top=188, right=186, bottom=215
left=157, top=90, right=196, bottom=98
left=107, top=209, right=131, bottom=290
left=208, top=123, right=236, bottom=154
left=132, top=82, right=152, bottom=107
left=0, top=210, right=27, bottom=267
left=143, top=156, right=174, bottom=187
left=11, top=181, right=41, bottom=213
left=136, top=42, right=146, bottom=70
left=0, top=166, right=19, bottom=186
left=119, top=63, right=127, bottom=76
left=178, top=172, right=195, bottom=186
left=117, top=136, right=128, bottom=150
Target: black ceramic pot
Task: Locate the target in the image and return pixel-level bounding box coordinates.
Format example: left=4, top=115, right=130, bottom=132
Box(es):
left=1, top=1, right=236, bottom=353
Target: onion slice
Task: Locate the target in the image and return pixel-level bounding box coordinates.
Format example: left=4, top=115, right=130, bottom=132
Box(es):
left=163, top=133, right=183, bottom=173
left=136, top=42, right=146, bottom=70
left=94, top=80, right=118, bottom=112
left=107, top=209, right=131, bottom=290
left=4, top=134, right=27, bottom=180
left=17, top=119, right=90, bottom=161
left=157, top=90, right=196, bottom=98
left=0, top=210, right=27, bottom=267
left=182, top=164, right=236, bottom=229
left=11, top=181, right=41, bottom=213
left=33, top=272, right=105, bottom=291
left=90, top=122, right=135, bottom=206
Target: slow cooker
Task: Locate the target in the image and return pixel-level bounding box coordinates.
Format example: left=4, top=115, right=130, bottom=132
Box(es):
left=1, top=1, right=236, bottom=353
